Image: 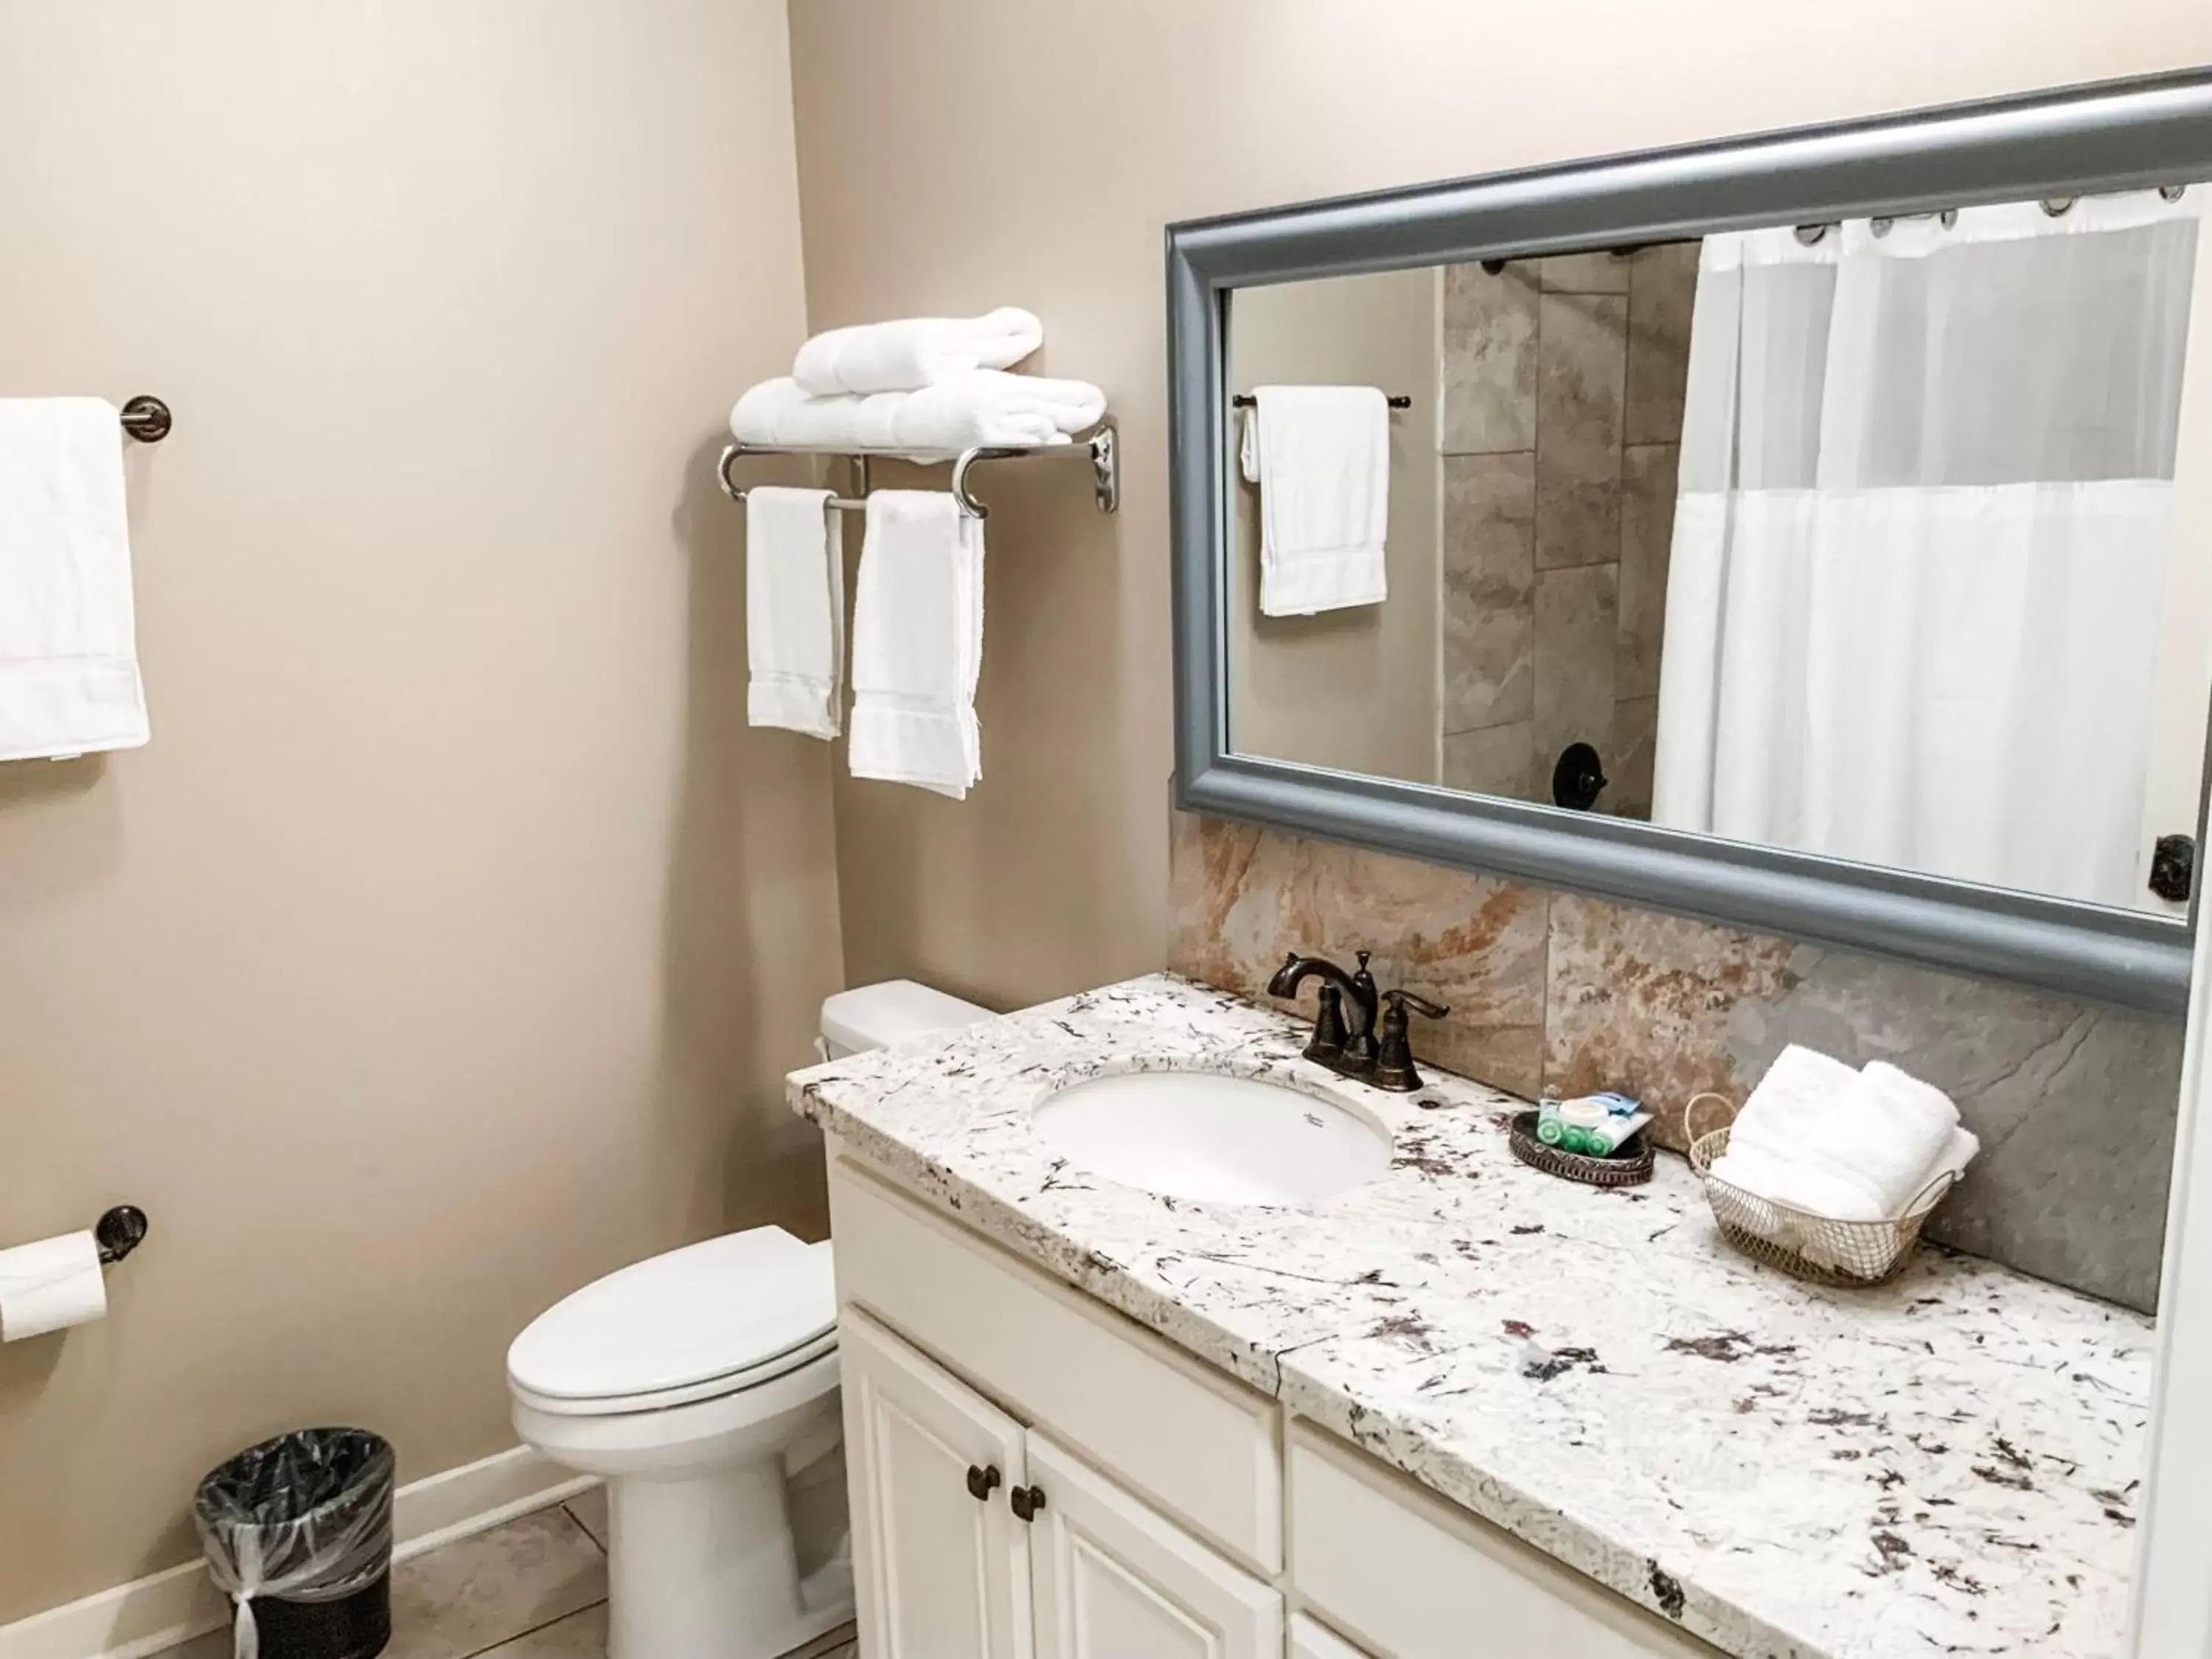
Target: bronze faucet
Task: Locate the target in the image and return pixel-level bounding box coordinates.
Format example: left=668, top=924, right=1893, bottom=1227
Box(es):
left=1267, top=950, right=1449, bottom=1091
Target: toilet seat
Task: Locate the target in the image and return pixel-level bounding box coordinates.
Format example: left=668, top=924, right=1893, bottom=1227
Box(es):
left=508, top=1226, right=838, bottom=1418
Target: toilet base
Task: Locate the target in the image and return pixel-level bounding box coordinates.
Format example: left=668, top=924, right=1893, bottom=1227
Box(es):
left=511, top=1351, right=852, bottom=1659
left=606, top=1458, right=854, bottom=1659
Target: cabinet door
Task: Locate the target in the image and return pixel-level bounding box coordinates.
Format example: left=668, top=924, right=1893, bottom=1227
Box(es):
left=1026, top=1431, right=1281, bottom=1659
left=1290, top=1615, right=1376, bottom=1659
left=841, top=1308, right=1032, bottom=1658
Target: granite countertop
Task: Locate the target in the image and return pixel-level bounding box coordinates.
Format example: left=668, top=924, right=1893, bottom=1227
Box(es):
left=790, top=973, right=2152, bottom=1659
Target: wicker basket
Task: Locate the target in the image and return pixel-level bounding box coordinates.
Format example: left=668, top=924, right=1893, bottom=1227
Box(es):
left=1688, top=1124, right=1958, bottom=1287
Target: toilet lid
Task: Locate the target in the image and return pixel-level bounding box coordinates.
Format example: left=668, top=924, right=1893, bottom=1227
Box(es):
left=508, top=1228, right=836, bottom=1404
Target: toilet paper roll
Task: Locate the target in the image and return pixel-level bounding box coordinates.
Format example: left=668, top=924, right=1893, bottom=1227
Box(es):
left=0, top=1231, right=107, bottom=1341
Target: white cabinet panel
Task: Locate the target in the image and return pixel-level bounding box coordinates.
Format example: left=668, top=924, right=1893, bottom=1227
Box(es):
left=841, top=1307, right=1032, bottom=1659
left=1287, top=1425, right=1722, bottom=1658
left=1027, top=1432, right=1282, bottom=1659
left=1291, top=1613, right=1377, bottom=1659
left=829, top=1154, right=1281, bottom=1573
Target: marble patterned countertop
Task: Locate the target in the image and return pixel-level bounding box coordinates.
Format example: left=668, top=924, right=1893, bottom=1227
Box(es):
left=789, top=974, right=2152, bottom=1659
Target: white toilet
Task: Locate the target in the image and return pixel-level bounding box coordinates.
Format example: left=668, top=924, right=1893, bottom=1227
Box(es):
left=507, top=980, right=992, bottom=1659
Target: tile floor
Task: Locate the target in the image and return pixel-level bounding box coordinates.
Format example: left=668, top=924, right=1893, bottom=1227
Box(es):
left=166, top=1487, right=855, bottom=1659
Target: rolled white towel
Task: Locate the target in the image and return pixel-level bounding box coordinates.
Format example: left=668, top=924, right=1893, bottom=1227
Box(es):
left=1856, top=1062, right=1980, bottom=1208
left=733, top=377, right=900, bottom=450
left=793, top=307, right=1043, bottom=396
left=731, top=372, right=1105, bottom=456
left=1717, top=1047, right=1975, bottom=1222
left=1707, top=1143, right=1876, bottom=1223
left=1725, top=1045, right=1861, bottom=1166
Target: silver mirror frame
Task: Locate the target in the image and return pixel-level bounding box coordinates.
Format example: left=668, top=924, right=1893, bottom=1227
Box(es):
left=1169, top=69, right=2212, bottom=1015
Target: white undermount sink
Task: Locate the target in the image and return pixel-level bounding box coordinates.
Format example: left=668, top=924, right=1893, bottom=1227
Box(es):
left=1032, top=1068, right=1393, bottom=1207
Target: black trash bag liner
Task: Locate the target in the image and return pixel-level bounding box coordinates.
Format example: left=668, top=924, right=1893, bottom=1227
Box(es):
left=194, top=1429, right=394, bottom=1659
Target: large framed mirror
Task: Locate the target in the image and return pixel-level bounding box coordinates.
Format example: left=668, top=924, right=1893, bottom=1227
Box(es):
left=1169, top=69, right=2212, bottom=1014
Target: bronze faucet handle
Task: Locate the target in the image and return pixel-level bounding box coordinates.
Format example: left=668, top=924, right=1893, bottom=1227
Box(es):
left=1383, top=987, right=1450, bottom=1020
left=1372, top=987, right=1451, bottom=1092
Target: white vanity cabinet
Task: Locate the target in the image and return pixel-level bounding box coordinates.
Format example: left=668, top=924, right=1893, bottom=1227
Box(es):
left=841, top=1303, right=1282, bottom=1658
left=1290, top=1615, right=1377, bottom=1659
left=838, top=1309, right=1031, bottom=1655
left=828, top=1149, right=1723, bottom=1659
left=1027, top=1431, right=1284, bottom=1659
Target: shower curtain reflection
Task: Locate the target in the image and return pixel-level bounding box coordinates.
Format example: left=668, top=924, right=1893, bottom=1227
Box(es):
left=1651, top=191, right=2205, bottom=909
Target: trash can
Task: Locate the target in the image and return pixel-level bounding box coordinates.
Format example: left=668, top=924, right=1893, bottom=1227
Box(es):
left=194, top=1428, right=395, bottom=1659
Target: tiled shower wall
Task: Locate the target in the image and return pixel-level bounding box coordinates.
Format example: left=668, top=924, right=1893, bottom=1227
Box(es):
left=1167, top=810, right=2183, bottom=1312
left=1439, top=248, right=1697, bottom=815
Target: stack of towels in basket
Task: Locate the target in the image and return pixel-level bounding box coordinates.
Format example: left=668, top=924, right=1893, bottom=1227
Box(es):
left=731, top=308, right=1104, bottom=801
left=1707, top=1046, right=1980, bottom=1273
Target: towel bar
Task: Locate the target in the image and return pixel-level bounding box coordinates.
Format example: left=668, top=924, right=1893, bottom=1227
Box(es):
left=1231, top=394, right=1411, bottom=410
left=718, top=423, right=1118, bottom=520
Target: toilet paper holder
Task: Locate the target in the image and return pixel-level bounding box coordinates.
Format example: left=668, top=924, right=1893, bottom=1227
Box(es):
left=94, top=1206, right=149, bottom=1267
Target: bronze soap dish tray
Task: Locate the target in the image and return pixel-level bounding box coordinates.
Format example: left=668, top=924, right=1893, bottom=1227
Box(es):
left=1507, top=1110, right=1653, bottom=1187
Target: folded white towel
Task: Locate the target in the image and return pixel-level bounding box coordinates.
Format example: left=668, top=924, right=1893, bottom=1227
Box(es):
left=0, top=398, right=150, bottom=762
left=1724, top=1045, right=1862, bottom=1166
left=847, top=491, right=983, bottom=799
left=745, top=486, right=845, bottom=740
left=1711, top=1045, right=1871, bottom=1215
left=1857, top=1062, right=1981, bottom=1207
left=1239, top=386, right=1390, bottom=616
left=1707, top=1141, right=1875, bottom=1228
left=793, top=307, right=1043, bottom=396
left=731, top=371, right=1105, bottom=457
left=1715, top=1045, right=1976, bottom=1222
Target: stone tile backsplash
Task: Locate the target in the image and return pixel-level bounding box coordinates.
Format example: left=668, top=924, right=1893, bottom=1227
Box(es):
left=1167, top=811, right=2182, bottom=1311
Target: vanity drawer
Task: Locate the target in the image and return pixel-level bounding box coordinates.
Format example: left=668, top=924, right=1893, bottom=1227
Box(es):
left=827, top=1151, right=1281, bottom=1573
left=1287, top=1424, right=1722, bottom=1658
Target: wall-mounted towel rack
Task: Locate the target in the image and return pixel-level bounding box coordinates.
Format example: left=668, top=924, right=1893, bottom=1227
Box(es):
left=717, top=424, right=1118, bottom=520
left=118, top=396, right=172, bottom=443
left=1231, top=394, right=1412, bottom=410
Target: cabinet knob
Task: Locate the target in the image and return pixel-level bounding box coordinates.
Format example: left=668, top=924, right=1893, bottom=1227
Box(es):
left=965, top=1464, right=1002, bottom=1502
left=1009, top=1484, right=1047, bottom=1523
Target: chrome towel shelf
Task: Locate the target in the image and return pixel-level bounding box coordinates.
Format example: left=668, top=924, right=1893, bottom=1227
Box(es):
left=717, top=424, right=1118, bottom=520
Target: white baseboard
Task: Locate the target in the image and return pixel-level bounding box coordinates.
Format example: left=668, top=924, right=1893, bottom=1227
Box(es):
left=0, top=1446, right=594, bottom=1659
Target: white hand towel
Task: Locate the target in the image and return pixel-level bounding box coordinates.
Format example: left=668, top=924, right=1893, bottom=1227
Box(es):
left=745, top=486, right=844, bottom=740
left=1239, top=386, right=1390, bottom=616
left=848, top=491, right=984, bottom=799
left=731, top=371, right=1105, bottom=456
left=1717, top=1046, right=1975, bottom=1222
left=1707, top=1142, right=1879, bottom=1232
left=1855, top=1062, right=1980, bottom=1210
left=793, top=307, right=1043, bottom=396
left=1710, top=1044, right=1874, bottom=1216
left=0, top=398, right=150, bottom=762
left=1724, top=1044, right=1863, bottom=1165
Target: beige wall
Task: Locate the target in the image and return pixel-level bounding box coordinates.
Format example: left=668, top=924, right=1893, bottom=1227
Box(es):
left=1228, top=271, right=1444, bottom=785
left=0, top=0, right=840, bottom=1619
left=787, top=0, right=2212, bottom=1012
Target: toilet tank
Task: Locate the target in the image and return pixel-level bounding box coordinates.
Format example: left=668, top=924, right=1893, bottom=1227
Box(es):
left=818, top=979, right=994, bottom=1060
